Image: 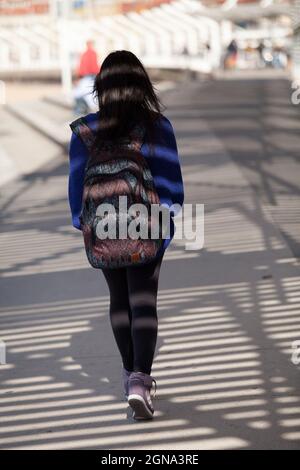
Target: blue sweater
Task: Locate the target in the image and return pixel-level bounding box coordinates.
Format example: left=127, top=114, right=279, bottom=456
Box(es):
left=68, top=112, right=184, bottom=254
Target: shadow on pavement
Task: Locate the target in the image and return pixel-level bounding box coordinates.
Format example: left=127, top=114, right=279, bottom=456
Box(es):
left=0, top=77, right=300, bottom=449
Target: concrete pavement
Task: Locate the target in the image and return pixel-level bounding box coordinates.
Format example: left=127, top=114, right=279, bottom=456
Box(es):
left=0, top=75, right=300, bottom=449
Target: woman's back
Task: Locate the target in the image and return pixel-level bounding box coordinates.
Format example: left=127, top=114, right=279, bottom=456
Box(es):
left=68, top=50, right=184, bottom=420
left=69, top=110, right=184, bottom=243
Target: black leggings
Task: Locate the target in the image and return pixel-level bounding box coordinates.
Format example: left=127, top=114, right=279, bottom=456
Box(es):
left=101, top=254, right=163, bottom=375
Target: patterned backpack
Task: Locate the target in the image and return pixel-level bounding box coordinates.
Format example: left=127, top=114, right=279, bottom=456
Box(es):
left=70, top=116, right=163, bottom=269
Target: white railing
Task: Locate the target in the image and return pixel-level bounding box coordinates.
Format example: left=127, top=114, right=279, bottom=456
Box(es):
left=0, top=80, right=6, bottom=104
left=0, top=0, right=220, bottom=76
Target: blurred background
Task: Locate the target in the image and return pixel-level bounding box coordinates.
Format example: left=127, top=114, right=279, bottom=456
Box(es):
left=0, top=0, right=298, bottom=81
left=0, top=1, right=299, bottom=85
left=0, top=0, right=299, bottom=181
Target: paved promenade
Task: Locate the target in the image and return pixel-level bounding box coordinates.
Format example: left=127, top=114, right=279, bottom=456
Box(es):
left=0, top=75, right=300, bottom=449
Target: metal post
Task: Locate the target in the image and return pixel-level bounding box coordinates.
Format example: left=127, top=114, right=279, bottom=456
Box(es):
left=0, top=80, right=6, bottom=105
left=292, top=0, right=300, bottom=82
left=58, top=0, right=73, bottom=97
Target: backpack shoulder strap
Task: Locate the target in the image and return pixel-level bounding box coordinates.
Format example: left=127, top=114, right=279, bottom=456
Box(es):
left=69, top=117, right=96, bottom=152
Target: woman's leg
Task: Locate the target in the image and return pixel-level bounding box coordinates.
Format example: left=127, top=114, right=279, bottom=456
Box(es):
left=126, top=254, right=164, bottom=375
left=101, top=267, right=134, bottom=371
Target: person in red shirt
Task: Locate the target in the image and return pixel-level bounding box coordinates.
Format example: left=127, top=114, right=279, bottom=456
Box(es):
left=77, top=40, right=100, bottom=78
left=73, top=40, right=100, bottom=115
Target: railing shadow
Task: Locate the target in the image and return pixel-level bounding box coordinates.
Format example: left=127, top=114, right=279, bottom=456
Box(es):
left=1, top=76, right=300, bottom=449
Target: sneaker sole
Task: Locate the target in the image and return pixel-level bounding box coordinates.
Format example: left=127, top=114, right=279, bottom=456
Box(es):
left=128, top=394, right=154, bottom=420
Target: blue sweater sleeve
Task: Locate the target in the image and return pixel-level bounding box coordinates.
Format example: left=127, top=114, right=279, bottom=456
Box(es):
left=68, top=131, right=88, bottom=230
left=141, top=116, right=184, bottom=216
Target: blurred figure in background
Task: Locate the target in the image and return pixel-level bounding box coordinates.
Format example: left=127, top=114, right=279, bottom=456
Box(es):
left=77, top=40, right=99, bottom=78
left=73, top=40, right=100, bottom=116
left=257, top=41, right=266, bottom=68
left=273, top=46, right=288, bottom=69
left=224, top=40, right=238, bottom=70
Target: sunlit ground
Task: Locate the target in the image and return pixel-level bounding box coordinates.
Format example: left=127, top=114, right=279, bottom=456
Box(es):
left=0, top=74, right=300, bottom=449
left=3, top=82, right=63, bottom=105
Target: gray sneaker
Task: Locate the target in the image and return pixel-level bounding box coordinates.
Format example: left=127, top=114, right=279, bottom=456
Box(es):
left=127, top=371, right=157, bottom=420
left=122, top=367, right=132, bottom=400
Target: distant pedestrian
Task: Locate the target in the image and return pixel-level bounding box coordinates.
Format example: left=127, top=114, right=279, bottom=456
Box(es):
left=224, top=39, right=238, bottom=69
left=68, top=50, right=184, bottom=420
left=77, top=40, right=99, bottom=78
left=73, top=40, right=100, bottom=115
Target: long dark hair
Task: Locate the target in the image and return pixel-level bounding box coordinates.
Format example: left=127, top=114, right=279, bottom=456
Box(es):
left=92, top=50, right=164, bottom=148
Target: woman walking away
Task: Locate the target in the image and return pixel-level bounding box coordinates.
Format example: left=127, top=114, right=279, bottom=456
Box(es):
left=68, top=50, right=184, bottom=420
